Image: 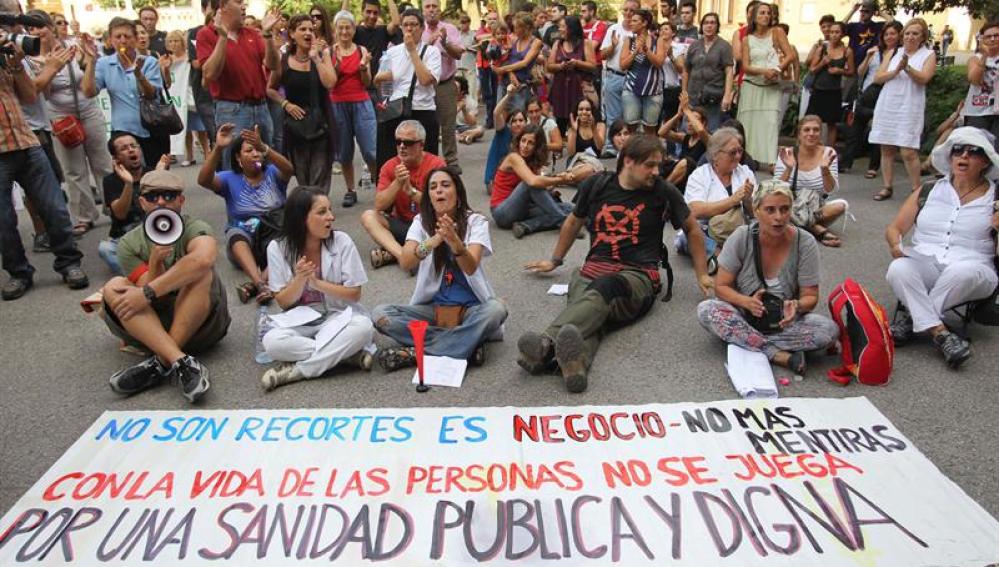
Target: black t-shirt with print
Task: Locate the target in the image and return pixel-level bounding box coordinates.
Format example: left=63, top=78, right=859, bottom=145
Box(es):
left=103, top=168, right=151, bottom=239
left=573, top=173, right=690, bottom=268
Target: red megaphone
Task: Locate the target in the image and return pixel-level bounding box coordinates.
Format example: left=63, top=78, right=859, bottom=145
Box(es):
left=408, top=320, right=429, bottom=392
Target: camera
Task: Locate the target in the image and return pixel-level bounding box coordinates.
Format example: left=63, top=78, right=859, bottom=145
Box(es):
left=0, top=13, right=43, bottom=60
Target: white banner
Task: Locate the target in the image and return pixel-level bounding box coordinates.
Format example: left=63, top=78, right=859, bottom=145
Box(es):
left=1, top=398, right=996, bottom=565
left=167, top=60, right=191, bottom=157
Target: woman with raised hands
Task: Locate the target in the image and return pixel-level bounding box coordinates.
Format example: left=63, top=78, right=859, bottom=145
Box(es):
left=563, top=98, right=607, bottom=186
left=620, top=10, right=668, bottom=135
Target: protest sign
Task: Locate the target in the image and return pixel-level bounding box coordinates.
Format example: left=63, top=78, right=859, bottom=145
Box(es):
left=1, top=397, right=996, bottom=565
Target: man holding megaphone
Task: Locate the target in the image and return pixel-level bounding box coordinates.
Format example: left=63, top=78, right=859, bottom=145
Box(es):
left=100, top=170, right=231, bottom=403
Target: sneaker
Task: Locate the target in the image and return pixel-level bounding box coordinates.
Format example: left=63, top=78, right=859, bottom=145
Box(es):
left=62, top=266, right=89, bottom=290
left=932, top=331, right=971, bottom=369
left=517, top=332, right=555, bottom=375
left=342, top=191, right=358, bottom=208
left=345, top=350, right=374, bottom=371
left=512, top=222, right=530, bottom=239
left=555, top=324, right=589, bottom=393
left=109, top=356, right=169, bottom=395
left=332, top=162, right=343, bottom=175
left=172, top=355, right=210, bottom=403
left=377, top=346, right=417, bottom=372
left=470, top=344, right=486, bottom=367
left=890, top=308, right=914, bottom=346
left=261, top=362, right=304, bottom=390
left=33, top=232, right=50, bottom=253
left=707, top=255, right=718, bottom=276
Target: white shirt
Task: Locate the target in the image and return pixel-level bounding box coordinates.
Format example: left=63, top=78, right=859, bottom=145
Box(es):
left=267, top=233, right=369, bottom=316
left=456, top=94, right=478, bottom=127
left=912, top=178, right=997, bottom=266
left=600, top=22, right=634, bottom=72
left=406, top=213, right=497, bottom=305
left=963, top=53, right=998, bottom=117
left=383, top=42, right=442, bottom=111
left=685, top=162, right=756, bottom=229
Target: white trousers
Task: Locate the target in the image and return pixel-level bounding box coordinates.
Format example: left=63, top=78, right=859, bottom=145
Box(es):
left=262, top=314, right=374, bottom=378
left=886, top=257, right=997, bottom=332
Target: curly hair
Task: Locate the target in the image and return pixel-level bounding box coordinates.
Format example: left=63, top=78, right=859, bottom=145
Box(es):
left=511, top=124, right=550, bottom=173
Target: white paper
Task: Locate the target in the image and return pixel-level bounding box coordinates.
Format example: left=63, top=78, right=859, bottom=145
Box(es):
left=313, top=307, right=353, bottom=352
left=268, top=305, right=321, bottom=328
left=725, top=344, right=778, bottom=399
left=412, top=356, right=467, bottom=388
left=547, top=284, right=569, bottom=296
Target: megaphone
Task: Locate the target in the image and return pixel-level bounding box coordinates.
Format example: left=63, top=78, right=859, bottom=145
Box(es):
left=143, top=207, right=184, bottom=246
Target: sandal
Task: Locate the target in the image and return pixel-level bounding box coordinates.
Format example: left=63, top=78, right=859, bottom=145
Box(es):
left=775, top=351, right=807, bottom=375
left=235, top=281, right=258, bottom=304
left=816, top=230, right=842, bottom=248
left=873, top=187, right=893, bottom=201
left=72, top=221, right=94, bottom=236
left=369, top=248, right=396, bottom=269
left=864, top=170, right=877, bottom=179
left=255, top=283, right=274, bottom=305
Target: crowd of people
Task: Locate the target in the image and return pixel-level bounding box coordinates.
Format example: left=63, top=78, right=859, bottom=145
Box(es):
left=1, top=0, right=997, bottom=400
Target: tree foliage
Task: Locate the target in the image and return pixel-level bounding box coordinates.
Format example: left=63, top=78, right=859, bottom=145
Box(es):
left=882, top=0, right=999, bottom=21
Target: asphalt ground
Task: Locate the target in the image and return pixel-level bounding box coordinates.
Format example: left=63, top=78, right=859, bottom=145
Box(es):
left=1, top=131, right=997, bottom=520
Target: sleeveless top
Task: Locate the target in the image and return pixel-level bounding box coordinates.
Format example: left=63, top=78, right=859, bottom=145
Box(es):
left=625, top=34, right=664, bottom=96
left=490, top=168, right=523, bottom=208
left=331, top=47, right=370, bottom=103
left=574, top=129, right=599, bottom=157
left=551, top=40, right=587, bottom=120
left=508, top=37, right=536, bottom=83
left=282, top=59, right=327, bottom=109
left=813, top=46, right=847, bottom=91
left=744, top=32, right=780, bottom=87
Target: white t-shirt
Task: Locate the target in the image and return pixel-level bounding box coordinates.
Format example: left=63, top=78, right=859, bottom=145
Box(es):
left=383, top=42, right=442, bottom=111
left=456, top=94, right=478, bottom=127
left=267, top=233, right=369, bottom=315
left=600, top=22, right=634, bottom=72
left=406, top=212, right=497, bottom=305
left=963, top=54, right=998, bottom=117
left=773, top=154, right=839, bottom=194
left=684, top=162, right=756, bottom=229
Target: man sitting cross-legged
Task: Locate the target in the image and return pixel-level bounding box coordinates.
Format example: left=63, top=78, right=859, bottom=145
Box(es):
left=101, top=170, right=231, bottom=403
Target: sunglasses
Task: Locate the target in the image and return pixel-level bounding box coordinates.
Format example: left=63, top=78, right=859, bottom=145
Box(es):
left=141, top=191, right=181, bottom=203
left=951, top=144, right=987, bottom=158
left=310, top=14, right=322, bottom=20
left=396, top=138, right=421, bottom=147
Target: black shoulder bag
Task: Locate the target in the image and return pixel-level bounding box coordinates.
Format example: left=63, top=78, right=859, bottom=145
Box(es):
left=138, top=58, right=184, bottom=137
left=377, top=45, right=429, bottom=124
left=743, top=223, right=786, bottom=334
left=284, top=54, right=329, bottom=142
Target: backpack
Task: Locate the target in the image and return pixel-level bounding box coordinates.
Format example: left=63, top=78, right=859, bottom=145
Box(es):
left=827, top=277, right=894, bottom=386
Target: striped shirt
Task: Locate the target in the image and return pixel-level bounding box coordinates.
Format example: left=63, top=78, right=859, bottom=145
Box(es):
left=0, top=70, right=40, bottom=153
left=625, top=36, right=664, bottom=96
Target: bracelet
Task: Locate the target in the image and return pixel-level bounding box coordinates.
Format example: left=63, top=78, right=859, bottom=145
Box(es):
left=280, top=99, right=289, bottom=109
left=416, top=240, right=433, bottom=260
left=551, top=257, right=564, bottom=267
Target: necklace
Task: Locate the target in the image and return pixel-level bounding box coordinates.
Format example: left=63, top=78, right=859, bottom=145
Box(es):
left=956, top=179, right=986, bottom=203
left=293, top=52, right=310, bottom=62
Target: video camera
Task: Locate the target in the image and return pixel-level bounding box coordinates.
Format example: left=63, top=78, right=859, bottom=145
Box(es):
left=0, top=13, right=45, bottom=63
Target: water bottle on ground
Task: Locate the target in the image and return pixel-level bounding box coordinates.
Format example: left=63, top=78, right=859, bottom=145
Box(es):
left=254, top=305, right=273, bottom=364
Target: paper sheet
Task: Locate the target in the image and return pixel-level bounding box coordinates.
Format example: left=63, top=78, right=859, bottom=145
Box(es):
left=547, top=284, right=569, bottom=296
left=412, top=356, right=468, bottom=388
left=725, top=345, right=778, bottom=399
left=268, top=305, right=321, bottom=328
left=314, top=307, right=353, bottom=352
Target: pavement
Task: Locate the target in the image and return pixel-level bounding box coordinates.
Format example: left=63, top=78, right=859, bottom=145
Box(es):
left=1, top=132, right=997, bottom=520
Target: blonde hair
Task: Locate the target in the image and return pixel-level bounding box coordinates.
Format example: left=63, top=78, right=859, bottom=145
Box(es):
left=166, top=30, right=187, bottom=55
left=902, top=17, right=929, bottom=45
left=752, top=179, right=793, bottom=209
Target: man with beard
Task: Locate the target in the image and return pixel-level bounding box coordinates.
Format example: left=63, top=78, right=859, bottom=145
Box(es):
left=348, top=0, right=401, bottom=99
left=100, top=133, right=163, bottom=275
left=520, top=135, right=713, bottom=393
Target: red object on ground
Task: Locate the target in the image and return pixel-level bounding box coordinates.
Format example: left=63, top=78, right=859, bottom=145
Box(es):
left=408, top=320, right=429, bottom=386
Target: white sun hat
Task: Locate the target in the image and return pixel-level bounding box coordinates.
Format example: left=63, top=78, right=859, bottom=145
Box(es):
left=930, top=126, right=999, bottom=182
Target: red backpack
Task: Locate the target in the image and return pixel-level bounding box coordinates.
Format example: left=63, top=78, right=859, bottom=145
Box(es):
left=827, top=278, right=895, bottom=386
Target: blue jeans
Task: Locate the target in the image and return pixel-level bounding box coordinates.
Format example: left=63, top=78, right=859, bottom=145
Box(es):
left=622, top=91, right=664, bottom=128
left=478, top=67, right=498, bottom=127
left=601, top=71, right=626, bottom=152
left=372, top=298, right=508, bottom=359
left=675, top=226, right=718, bottom=258
left=331, top=100, right=377, bottom=165
left=0, top=146, right=82, bottom=280
left=99, top=238, right=122, bottom=276
left=491, top=181, right=573, bottom=234
left=214, top=100, right=274, bottom=171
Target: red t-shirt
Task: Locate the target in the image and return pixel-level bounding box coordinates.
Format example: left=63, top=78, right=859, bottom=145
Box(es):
left=377, top=152, right=447, bottom=221
left=489, top=168, right=521, bottom=208
left=330, top=48, right=370, bottom=103
left=583, top=20, right=608, bottom=65
left=196, top=26, right=267, bottom=101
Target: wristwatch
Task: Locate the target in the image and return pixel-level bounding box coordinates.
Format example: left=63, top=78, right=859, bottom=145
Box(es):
left=142, top=284, right=157, bottom=303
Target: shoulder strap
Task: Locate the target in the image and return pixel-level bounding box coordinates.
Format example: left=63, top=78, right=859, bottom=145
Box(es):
left=790, top=146, right=799, bottom=196
left=408, top=45, right=429, bottom=99
left=66, top=56, right=82, bottom=118
left=914, top=179, right=936, bottom=223
left=308, top=55, right=320, bottom=110
left=750, top=223, right=768, bottom=291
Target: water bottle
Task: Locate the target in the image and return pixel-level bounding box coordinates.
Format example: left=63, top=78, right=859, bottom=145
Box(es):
left=254, top=305, right=273, bottom=364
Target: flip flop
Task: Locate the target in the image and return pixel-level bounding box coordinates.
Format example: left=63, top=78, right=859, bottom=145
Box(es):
left=864, top=170, right=877, bottom=179
left=817, top=231, right=842, bottom=248
left=873, top=187, right=893, bottom=201
left=235, top=281, right=258, bottom=304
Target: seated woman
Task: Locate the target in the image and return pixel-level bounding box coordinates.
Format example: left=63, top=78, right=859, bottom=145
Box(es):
left=562, top=98, right=606, bottom=186
left=484, top=85, right=528, bottom=194
left=198, top=123, right=295, bottom=304
left=525, top=98, right=564, bottom=162
left=774, top=114, right=848, bottom=247
left=607, top=119, right=632, bottom=163
left=657, top=92, right=711, bottom=189
left=261, top=186, right=375, bottom=390
left=491, top=124, right=573, bottom=239
left=885, top=127, right=999, bottom=369
left=697, top=181, right=838, bottom=375
left=373, top=167, right=508, bottom=370
left=679, top=127, right=757, bottom=261
left=456, top=76, right=486, bottom=144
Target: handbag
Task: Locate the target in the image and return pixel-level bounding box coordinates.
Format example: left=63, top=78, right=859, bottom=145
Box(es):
left=139, top=77, right=184, bottom=137
left=743, top=224, right=786, bottom=335
left=433, top=305, right=467, bottom=328
left=250, top=207, right=285, bottom=269
left=376, top=45, right=428, bottom=124
left=284, top=54, right=328, bottom=142
left=699, top=84, right=724, bottom=106
left=51, top=60, right=86, bottom=148
left=707, top=179, right=746, bottom=245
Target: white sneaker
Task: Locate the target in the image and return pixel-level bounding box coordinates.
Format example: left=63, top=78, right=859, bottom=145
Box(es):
left=332, top=163, right=343, bottom=175
left=261, top=362, right=303, bottom=391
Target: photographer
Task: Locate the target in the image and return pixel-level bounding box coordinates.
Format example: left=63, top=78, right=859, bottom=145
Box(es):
left=0, top=3, right=88, bottom=301
left=696, top=182, right=838, bottom=376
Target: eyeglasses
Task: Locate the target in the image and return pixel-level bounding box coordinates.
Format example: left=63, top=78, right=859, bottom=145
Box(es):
left=396, top=138, right=422, bottom=147
left=950, top=144, right=987, bottom=158
left=141, top=191, right=181, bottom=203
left=984, top=34, right=999, bottom=40
left=720, top=148, right=744, bottom=157
left=116, top=143, right=141, bottom=151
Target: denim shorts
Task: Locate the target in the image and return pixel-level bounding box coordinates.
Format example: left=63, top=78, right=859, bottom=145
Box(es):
left=622, top=91, right=664, bottom=128
left=330, top=100, right=377, bottom=165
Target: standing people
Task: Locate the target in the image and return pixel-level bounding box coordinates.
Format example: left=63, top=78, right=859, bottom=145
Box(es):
left=682, top=12, right=734, bottom=131
left=737, top=2, right=794, bottom=167
left=374, top=9, right=441, bottom=172
left=493, top=12, right=543, bottom=112
left=520, top=135, right=713, bottom=392
left=547, top=15, right=597, bottom=134
left=599, top=0, right=638, bottom=156
left=621, top=11, right=668, bottom=135
left=81, top=17, right=169, bottom=168
left=422, top=0, right=463, bottom=171
left=842, top=0, right=893, bottom=101
left=349, top=0, right=401, bottom=101
left=329, top=11, right=377, bottom=206
left=676, top=1, right=699, bottom=45
left=542, top=4, right=567, bottom=47
left=457, top=13, right=478, bottom=104
left=805, top=21, right=854, bottom=147
left=187, top=0, right=217, bottom=144
left=962, top=21, right=999, bottom=139
left=869, top=18, right=936, bottom=201
left=165, top=30, right=208, bottom=166
left=139, top=7, right=167, bottom=55
left=197, top=0, right=282, bottom=171
left=940, top=25, right=953, bottom=58
left=476, top=11, right=500, bottom=128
